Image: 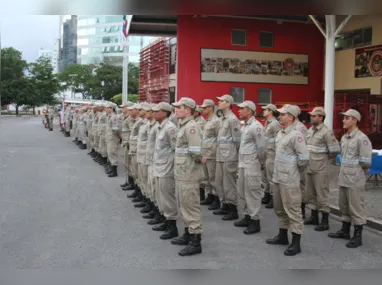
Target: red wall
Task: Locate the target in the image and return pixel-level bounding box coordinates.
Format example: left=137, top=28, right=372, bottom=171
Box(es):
left=176, top=16, right=325, bottom=112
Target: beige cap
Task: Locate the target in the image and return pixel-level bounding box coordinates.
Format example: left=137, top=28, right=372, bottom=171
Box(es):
left=195, top=106, right=202, bottom=113
left=120, top=101, right=134, bottom=108
left=294, top=105, right=301, bottom=115
left=128, top=103, right=142, bottom=110
left=261, top=104, right=277, bottom=111
left=105, top=102, right=115, bottom=108
left=200, top=99, right=215, bottom=108
left=341, top=109, right=361, bottom=122
left=277, top=104, right=298, bottom=118
left=237, top=100, right=256, bottom=112
left=141, top=102, right=152, bottom=111
left=309, top=106, right=326, bottom=116
left=152, top=102, right=173, bottom=112
left=172, top=97, right=196, bottom=109
left=216, top=94, right=234, bottom=104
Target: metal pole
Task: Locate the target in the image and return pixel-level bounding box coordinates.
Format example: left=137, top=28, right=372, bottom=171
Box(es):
left=324, top=15, right=336, bottom=130
left=122, top=39, right=128, bottom=104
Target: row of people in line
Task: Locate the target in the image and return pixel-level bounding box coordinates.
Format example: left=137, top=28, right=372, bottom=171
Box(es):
left=60, top=95, right=372, bottom=257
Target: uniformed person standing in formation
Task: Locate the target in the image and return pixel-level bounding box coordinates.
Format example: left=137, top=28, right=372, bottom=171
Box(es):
left=171, top=97, right=204, bottom=256
left=199, top=99, right=220, bottom=209
left=234, top=101, right=265, bottom=235
left=151, top=102, right=179, bottom=240
left=292, top=105, right=309, bottom=219
left=266, top=104, right=309, bottom=256
left=90, top=104, right=102, bottom=161
left=47, top=106, right=54, bottom=131
left=304, top=107, right=340, bottom=231
left=86, top=103, right=95, bottom=155
left=104, top=102, right=120, bottom=177
left=120, top=102, right=135, bottom=190
left=77, top=107, right=87, bottom=149
left=261, top=104, right=281, bottom=209
left=214, top=94, right=242, bottom=220
left=328, top=109, right=372, bottom=248
left=194, top=105, right=207, bottom=201
left=64, top=105, right=71, bottom=137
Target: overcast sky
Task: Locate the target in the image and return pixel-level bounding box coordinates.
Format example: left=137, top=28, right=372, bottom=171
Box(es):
left=1, top=15, right=60, bottom=62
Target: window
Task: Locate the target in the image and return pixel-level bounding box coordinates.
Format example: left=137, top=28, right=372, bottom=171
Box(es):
left=231, top=29, right=246, bottom=46
left=230, top=87, right=245, bottom=103
left=259, top=32, right=273, bottom=48
left=258, top=89, right=272, bottom=105
left=335, top=27, right=372, bottom=50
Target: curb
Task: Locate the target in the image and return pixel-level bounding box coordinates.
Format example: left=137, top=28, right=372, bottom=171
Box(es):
left=330, top=205, right=382, bottom=232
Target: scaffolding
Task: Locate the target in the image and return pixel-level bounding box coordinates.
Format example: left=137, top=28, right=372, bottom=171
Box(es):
left=139, top=38, right=170, bottom=103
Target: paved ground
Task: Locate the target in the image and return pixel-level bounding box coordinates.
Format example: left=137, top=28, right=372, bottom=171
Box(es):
left=1, top=116, right=382, bottom=269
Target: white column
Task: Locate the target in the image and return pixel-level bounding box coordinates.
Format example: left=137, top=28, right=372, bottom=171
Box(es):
left=324, top=15, right=336, bottom=130
left=122, top=40, right=128, bottom=104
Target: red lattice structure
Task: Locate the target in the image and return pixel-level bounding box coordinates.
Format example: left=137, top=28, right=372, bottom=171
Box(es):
left=139, top=38, right=170, bottom=103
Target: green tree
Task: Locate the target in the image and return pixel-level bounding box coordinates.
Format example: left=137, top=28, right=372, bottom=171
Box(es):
left=59, top=64, right=94, bottom=99
left=0, top=47, right=28, bottom=115
left=92, top=63, right=123, bottom=100
left=28, top=57, right=60, bottom=114
left=128, top=62, right=139, bottom=94
left=110, top=93, right=138, bottom=105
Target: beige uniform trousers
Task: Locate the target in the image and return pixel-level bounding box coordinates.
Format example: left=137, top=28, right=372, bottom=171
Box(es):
left=138, top=163, right=148, bottom=196
left=99, top=134, right=107, bottom=157
left=237, top=167, right=263, bottom=220
left=147, top=165, right=156, bottom=203
left=339, top=186, right=366, bottom=225
left=264, top=157, right=275, bottom=194
left=202, top=160, right=217, bottom=195
left=106, top=139, right=119, bottom=166
left=306, top=173, right=330, bottom=213
left=155, top=177, right=177, bottom=220
left=128, top=155, right=138, bottom=180
left=176, top=181, right=203, bottom=234
left=300, top=169, right=307, bottom=203
left=124, top=146, right=131, bottom=176
left=94, top=132, right=100, bottom=152
left=87, top=130, right=93, bottom=149
left=273, top=183, right=304, bottom=235
left=216, top=161, right=238, bottom=205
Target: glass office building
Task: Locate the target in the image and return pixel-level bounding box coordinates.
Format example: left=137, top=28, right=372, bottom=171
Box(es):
left=76, top=15, right=158, bottom=66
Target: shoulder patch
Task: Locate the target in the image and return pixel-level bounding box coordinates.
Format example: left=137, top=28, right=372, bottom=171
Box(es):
left=190, top=128, right=196, bottom=135
left=169, top=128, right=175, bottom=135
left=297, top=137, right=303, bottom=143
left=363, top=140, right=369, bottom=146
left=301, top=129, right=306, bottom=133
left=256, top=127, right=261, bottom=132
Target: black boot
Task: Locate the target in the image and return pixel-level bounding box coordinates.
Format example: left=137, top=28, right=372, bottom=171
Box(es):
left=199, top=187, right=205, bottom=202
left=140, top=200, right=153, bottom=213
left=127, top=190, right=138, bottom=199
left=265, top=196, right=273, bottom=209
left=79, top=143, right=86, bottom=150
left=244, top=219, right=261, bottom=235
left=152, top=219, right=167, bottom=231
left=200, top=194, right=214, bottom=205
left=328, top=221, right=351, bottom=239
left=346, top=225, right=363, bottom=248
left=178, top=234, right=202, bottom=256
left=148, top=211, right=165, bottom=225
left=222, top=204, right=239, bottom=221
left=100, top=158, right=108, bottom=166
left=304, top=209, right=319, bottom=225
left=143, top=206, right=156, bottom=219
left=315, top=212, right=329, bottom=231
left=160, top=220, right=178, bottom=240
left=284, top=232, right=301, bottom=256
left=234, top=215, right=250, bottom=227
left=88, top=149, right=95, bottom=156
left=122, top=177, right=135, bottom=190
left=301, top=203, right=306, bottom=219
left=208, top=196, right=220, bottom=210
left=134, top=196, right=147, bottom=207
left=131, top=186, right=143, bottom=202
left=266, top=228, right=289, bottom=245
left=171, top=227, right=190, bottom=245
left=120, top=181, right=129, bottom=188
left=262, top=192, right=271, bottom=204
left=108, top=166, right=118, bottom=177
left=213, top=203, right=229, bottom=215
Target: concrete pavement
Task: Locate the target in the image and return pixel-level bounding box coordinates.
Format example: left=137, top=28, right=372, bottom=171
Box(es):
left=1, top=116, right=382, bottom=269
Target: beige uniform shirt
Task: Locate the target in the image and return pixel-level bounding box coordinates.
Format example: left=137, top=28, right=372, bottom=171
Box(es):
left=137, top=119, right=149, bottom=164
left=146, top=120, right=158, bottom=166
left=195, top=116, right=206, bottom=131
left=129, top=117, right=144, bottom=155
left=239, top=117, right=266, bottom=168
left=338, top=128, right=372, bottom=188
left=107, top=113, right=120, bottom=140
left=216, top=111, right=242, bottom=162
left=294, top=120, right=308, bottom=141
left=306, top=123, right=341, bottom=174
left=202, top=114, right=220, bottom=160
left=273, top=124, right=310, bottom=186
left=153, top=118, right=178, bottom=178
left=169, top=113, right=179, bottom=127
left=87, top=110, right=94, bottom=131
left=121, top=115, right=133, bottom=146
left=98, top=111, right=107, bottom=136
left=175, top=116, right=203, bottom=182
left=92, top=112, right=100, bottom=135
left=264, top=117, right=281, bottom=160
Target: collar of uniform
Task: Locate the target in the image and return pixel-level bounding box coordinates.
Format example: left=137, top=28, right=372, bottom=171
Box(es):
left=282, top=124, right=294, bottom=134
left=150, top=119, right=156, bottom=126
left=194, top=116, right=201, bottom=121
left=158, top=118, right=169, bottom=129
left=267, top=117, right=275, bottom=124
left=223, top=110, right=232, bottom=119
left=245, top=116, right=255, bottom=126
left=180, top=115, right=193, bottom=126
left=347, top=127, right=359, bottom=138
left=314, top=123, right=324, bottom=131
